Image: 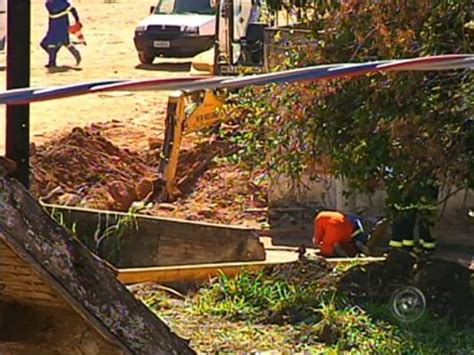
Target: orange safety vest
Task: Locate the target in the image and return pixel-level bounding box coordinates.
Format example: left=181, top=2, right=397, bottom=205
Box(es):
left=313, top=211, right=356, bottom=256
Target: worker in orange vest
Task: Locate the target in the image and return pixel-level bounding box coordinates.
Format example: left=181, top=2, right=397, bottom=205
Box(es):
left=313, top=210, right=370, bottom=257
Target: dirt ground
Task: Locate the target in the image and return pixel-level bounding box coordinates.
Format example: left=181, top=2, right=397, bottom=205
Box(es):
left=0, top=0, right=193, bottom=153
left=0, top=0, right=271, bottom=228
left=1, top=2, right=472, bottom=261
left=30, top=123, right=269, bottom=226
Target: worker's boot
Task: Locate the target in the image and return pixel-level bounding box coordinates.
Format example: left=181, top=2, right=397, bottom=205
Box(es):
left=45, top=47, right=58, bottom=68
left=67, top=45, right=82, bottom=66
left=418, top=219, right=436, bottom=258
left=416, top=246, right=436, bottom=262
left=355, top=240, right=371, bottom=256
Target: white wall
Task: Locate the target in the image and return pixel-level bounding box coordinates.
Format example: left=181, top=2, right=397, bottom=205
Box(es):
left=269, top=171, right=474, bottom=248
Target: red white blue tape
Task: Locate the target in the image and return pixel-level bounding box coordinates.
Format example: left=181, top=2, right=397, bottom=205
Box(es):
left=0, top=54, right=472, bottom=105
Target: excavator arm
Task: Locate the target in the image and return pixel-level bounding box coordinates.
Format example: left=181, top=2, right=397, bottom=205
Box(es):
left=155, top=0, right=269, bottom=201
left=157, top=90, right=225, bottom=201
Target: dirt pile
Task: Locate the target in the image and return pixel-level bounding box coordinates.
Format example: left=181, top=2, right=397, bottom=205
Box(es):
left=31, top=125, right=269, bottom=224
left=31, top=126, right=157, bottom=211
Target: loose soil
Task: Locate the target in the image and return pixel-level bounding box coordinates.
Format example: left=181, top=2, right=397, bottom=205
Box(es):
left=31, top=122, right=269, bottom=226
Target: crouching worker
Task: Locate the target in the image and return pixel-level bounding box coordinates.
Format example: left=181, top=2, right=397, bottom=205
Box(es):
left=313, top=210, right=370, bottom=257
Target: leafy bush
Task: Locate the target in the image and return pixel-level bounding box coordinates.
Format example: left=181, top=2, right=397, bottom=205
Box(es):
left=223, top=0, right=473, bottom=215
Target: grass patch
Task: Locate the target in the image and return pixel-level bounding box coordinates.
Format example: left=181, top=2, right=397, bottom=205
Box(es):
left=193, top=268, right=336, bottom=324
left=134, top=262, right=474, bottom=353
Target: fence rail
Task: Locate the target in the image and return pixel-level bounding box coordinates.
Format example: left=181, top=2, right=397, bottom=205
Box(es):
left=0, top=54, right=473, bottom=105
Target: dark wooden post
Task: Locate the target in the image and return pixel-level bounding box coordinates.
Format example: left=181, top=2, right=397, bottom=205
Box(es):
left=6, top=0, right=31, bottom=188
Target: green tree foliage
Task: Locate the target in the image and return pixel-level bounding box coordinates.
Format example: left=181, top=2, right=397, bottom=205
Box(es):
left=225, top=0, right=473, bottom=214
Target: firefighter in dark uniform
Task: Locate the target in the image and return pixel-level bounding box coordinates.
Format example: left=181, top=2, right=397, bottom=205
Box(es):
left=389, top=179, right=439, bottom=253
left=40, top=0, right=82, bottom=68
left=389, top=116, right=473, bottom=254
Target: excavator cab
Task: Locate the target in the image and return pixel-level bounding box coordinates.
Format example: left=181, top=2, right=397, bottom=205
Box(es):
left=214, top=0, right=268, bottom=75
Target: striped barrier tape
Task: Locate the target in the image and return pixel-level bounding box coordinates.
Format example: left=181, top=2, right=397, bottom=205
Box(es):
left=0, top=54, right=473, bottom=105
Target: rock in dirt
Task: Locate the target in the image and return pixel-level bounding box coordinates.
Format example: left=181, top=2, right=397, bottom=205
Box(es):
left=57, top=192, right=81, bottom=206
left=81, top=186, right=115, bottom=211
left=197, top=208, right=215, bottom=219
left=135, top=177, right=155, bottom=200
left=108, top=181, right=138, bottom=211
left=157, top=203, right=177, bottom=212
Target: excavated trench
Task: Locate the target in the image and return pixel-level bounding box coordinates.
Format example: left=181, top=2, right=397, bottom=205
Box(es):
left=30, top=125, right=473, bottom=328
left=31, top=125, right=268, bottom=224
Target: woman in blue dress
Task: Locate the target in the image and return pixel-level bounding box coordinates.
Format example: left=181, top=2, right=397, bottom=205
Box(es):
left=40, top=0, right=82, bottom=68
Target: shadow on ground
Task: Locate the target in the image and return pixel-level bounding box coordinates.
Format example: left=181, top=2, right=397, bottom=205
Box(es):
left=135, top=62, right=191, bottom=72
left=261, top=206, right=317, bottom=248
left=47, top=66, right=83, bottom=73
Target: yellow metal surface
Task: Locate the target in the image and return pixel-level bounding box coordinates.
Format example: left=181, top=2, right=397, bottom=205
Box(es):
left=117, top=249, right=297, bottom=285
left=185, top=91, right=225, bottom=133
left=163, top=92, right=186, bottom=198
left=117, top=249, right=385, bottom=285
left=162, top=90, right=225, bottom=199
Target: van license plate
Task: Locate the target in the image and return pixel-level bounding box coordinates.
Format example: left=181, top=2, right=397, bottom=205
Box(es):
left=153, top=40, right=170, bottom=48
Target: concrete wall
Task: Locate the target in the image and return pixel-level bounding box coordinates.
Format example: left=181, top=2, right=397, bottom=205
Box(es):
left=43, top=204, right=266, bottom=268
left=269, top=172, right=474, bottom=249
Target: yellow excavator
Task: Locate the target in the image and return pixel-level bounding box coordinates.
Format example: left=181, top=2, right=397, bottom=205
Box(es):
left=156, top=89, right=225, bottom=200
left=153, top=1, right=398, bottom=257
left=155, top=0, right=283, bottom=201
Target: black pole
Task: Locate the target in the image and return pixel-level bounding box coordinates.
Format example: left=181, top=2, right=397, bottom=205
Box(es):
left=6, top=0, right=30, bottom=188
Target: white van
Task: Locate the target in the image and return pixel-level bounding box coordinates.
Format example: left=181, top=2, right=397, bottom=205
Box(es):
left=134, top=0, right=216, bottom=64
left=0, top=0, right=6, bottom=51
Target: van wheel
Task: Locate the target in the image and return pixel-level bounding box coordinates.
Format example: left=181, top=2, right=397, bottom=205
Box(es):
left=138, top=51, right=154, bottom=65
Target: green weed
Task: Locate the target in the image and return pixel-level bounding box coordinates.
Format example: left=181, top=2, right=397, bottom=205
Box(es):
left=50, top=208, right=78, bottom=238
left=49, top=206, right=140, bottom=261
left=193, top=268, right=336, bottom=324
left=141, top=266, right=474, bottom=354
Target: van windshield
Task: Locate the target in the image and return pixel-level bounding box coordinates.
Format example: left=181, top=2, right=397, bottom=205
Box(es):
left=155, top=0, right=216, bottom=15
